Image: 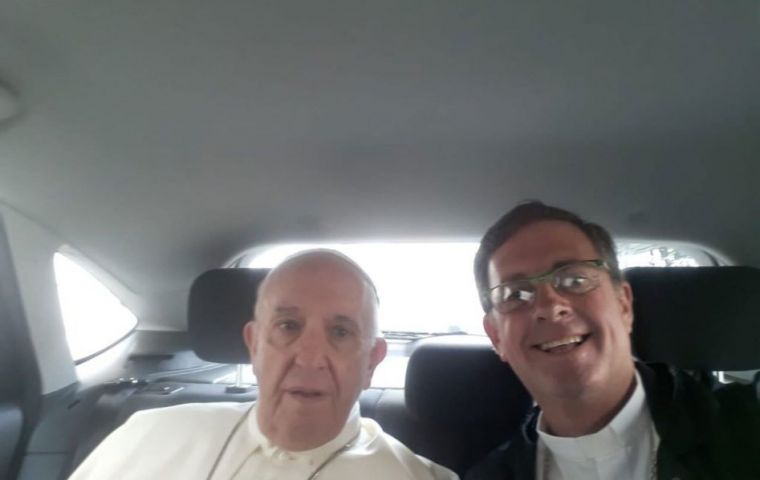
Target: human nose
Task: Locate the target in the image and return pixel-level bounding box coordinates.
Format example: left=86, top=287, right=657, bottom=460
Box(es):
left=530, top=281, right=572, bottom=322
left=293, top=327, right=329, bottom=369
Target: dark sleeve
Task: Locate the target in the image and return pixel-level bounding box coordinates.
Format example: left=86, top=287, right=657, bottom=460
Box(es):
left=465, top=448, right=508, bottom=480
left=715, top=381, right=760, bottom=477
left=464, top=437, right=536, bottom=480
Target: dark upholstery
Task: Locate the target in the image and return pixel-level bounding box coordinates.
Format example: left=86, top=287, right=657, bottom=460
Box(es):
left=404, top=335, right=533, bottom=472
left=0, top=217, right=42, bottom=480
left=0, top=404, right=22, bottom=479
left=187, top=268, right=269, bottom=364
left=626, top=266, right=760, bottom=370
left=405, top=335, right=531, bottom=428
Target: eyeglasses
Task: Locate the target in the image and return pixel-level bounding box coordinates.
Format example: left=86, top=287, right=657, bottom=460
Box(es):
left=484, top=259, right=609, bottom=313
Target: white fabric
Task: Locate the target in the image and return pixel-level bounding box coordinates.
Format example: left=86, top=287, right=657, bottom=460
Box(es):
left=536, top=372, right=660, bottom=480
left=68, top=401, right=458, bottom=480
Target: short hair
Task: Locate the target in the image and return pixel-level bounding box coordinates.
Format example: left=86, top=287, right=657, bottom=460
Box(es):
left=255, top=249, right=381, bottom=340
left=474, top=201, right=622, bottom=312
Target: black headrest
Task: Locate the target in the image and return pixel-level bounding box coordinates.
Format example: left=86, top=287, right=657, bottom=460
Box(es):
left=626, top=266, right=760, bottom=371
left=405, top=335, right=532, bottom=428
left=187, top=268, right=269, bottom=363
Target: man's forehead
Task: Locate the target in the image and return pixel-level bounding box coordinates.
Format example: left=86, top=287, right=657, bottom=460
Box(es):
left=269, top=304, right=361, bottom=324
left=261, top=254, right=366, bottom=293
left=255, top=253, right=373, bottom=318
left=488, top=220, right=599, bottom=280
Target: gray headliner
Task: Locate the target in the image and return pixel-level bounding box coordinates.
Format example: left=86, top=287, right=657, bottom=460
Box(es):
left=0, top=1, right=758, bottom=329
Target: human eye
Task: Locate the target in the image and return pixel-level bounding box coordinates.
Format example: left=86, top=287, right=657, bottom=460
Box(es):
left=330, top=325, right=352, bottom=338
left=556, top=265, right=597, bottom=293
left=275, top=319, right=301, bottom=334
left=329, top=318, right=360, bottom=340
left=558, top=274, right=589, bottom=290
left=496, top=283, right=533, bottom=311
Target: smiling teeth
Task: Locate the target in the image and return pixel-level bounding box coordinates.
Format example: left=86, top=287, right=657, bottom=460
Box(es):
left=538, top=336, right=584, bottom=351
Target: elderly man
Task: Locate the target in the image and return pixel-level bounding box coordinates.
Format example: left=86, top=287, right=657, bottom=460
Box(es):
left=70, top=250, right=457, bottom=479
left=467, top=202, right=760, bottom=480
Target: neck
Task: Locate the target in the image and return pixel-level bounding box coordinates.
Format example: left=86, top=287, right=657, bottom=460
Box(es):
left=257, top=407, right=346, bottom=452
left=538, top=367, right=636, bottom=437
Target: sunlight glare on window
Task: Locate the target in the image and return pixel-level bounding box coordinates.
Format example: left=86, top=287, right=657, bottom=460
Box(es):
left=248, top=243, right=484, bottom=334
left=54, top=253, right=138, bottom=362
left=246, top=242, right=708, bottom=336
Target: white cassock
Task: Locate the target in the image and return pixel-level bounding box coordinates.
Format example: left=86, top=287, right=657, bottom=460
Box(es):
left=69, top=401, right=459, bottom=480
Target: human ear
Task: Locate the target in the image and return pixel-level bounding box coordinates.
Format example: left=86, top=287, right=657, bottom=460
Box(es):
left=243, top=321, right=258, bottom=360
left=362, top=338, right=388, bottom=389
left=618, top=281, right=634, bottom=334
left=483, top=314, right=506, bottom=362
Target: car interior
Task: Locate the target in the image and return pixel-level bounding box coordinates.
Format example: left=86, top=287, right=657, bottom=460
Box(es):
left=0, top=1, right=758, bottom=479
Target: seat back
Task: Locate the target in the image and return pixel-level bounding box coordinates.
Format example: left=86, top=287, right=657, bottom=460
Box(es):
left=188, top=268, right=269, bottom=363
left=626, top=266, right=760, bottom=371
left=404, top=335, right=532, bottom=473
left=0, top=217, right=42, bottom=479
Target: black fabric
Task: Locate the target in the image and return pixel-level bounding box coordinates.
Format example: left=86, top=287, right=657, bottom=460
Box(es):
left=405, top=335, right=532, bottom=427
left=626, top=266, right=760, bottom=370
left=404, top=335, right=533, bottom=473
left=0, top=217, right=42, bottom=480
left=0, top=404, right=22, bottom=479
left=187, top=268, right=269, bottom=364
left=466, top=363, right=760, bottom=480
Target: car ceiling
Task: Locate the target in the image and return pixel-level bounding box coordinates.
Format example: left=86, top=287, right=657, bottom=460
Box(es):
left=0, top=1, right=758, bottom=328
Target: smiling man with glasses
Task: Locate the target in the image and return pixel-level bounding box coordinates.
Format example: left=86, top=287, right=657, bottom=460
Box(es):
left=466, top=201, right=760, bottom=480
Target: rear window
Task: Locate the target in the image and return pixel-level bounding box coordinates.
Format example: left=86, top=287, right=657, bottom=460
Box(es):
left=232, top=241, right=713, bottom=388
left=243, top=241, right=713, bottom=337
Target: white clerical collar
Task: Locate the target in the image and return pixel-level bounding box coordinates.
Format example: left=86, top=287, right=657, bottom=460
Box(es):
left=537, top=371, right=651, bottom=461
left=246, top=402, right=362, bottom=464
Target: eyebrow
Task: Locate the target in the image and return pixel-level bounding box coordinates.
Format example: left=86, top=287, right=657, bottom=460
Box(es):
left=271, top=308, right=359, bottom=327
left=332, top=315, right=360, bottom=327
left=273, top=306, right=300, bottom=315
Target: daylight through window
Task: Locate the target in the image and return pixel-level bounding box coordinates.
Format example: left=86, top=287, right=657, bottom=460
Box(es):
left=53, top=253, right=138, bottom=362
left=245, top=241, right=709, bottom=336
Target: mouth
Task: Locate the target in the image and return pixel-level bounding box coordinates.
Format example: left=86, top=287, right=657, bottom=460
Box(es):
left=285, top=388, right=327, bottom=401
left=533, top=334, right=591, bottom=354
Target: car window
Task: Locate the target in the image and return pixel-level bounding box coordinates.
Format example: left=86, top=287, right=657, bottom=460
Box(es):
left=53, top=253, right=138, bottom=363
left=243, top=241, right=713, bottom=336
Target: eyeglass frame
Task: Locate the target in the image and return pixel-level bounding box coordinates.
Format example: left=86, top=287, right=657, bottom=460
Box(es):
left=482, top=259, right=610, bottom=313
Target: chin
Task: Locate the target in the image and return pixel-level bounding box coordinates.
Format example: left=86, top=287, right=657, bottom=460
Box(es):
left=540, top=365, right=605, bottom=399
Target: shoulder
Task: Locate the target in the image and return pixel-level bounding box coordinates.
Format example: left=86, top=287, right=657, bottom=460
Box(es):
left=353, top=417, right=459, bottom=480
left=125, top=401, right=250, bottom=426
left=115, top=401, right=249, bottom=437
left=69, top=402, right=251, bottom=480
left=465, top=437, right=526, bottom=480
left=642, top=363, right=760, bottom=477
left=640, top=361, right=757, bottom=416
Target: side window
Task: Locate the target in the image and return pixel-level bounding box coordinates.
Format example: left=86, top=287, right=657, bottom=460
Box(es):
left=618, top=243, right=714, bottom=268
left=53, top=253, right=137, bottom=362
